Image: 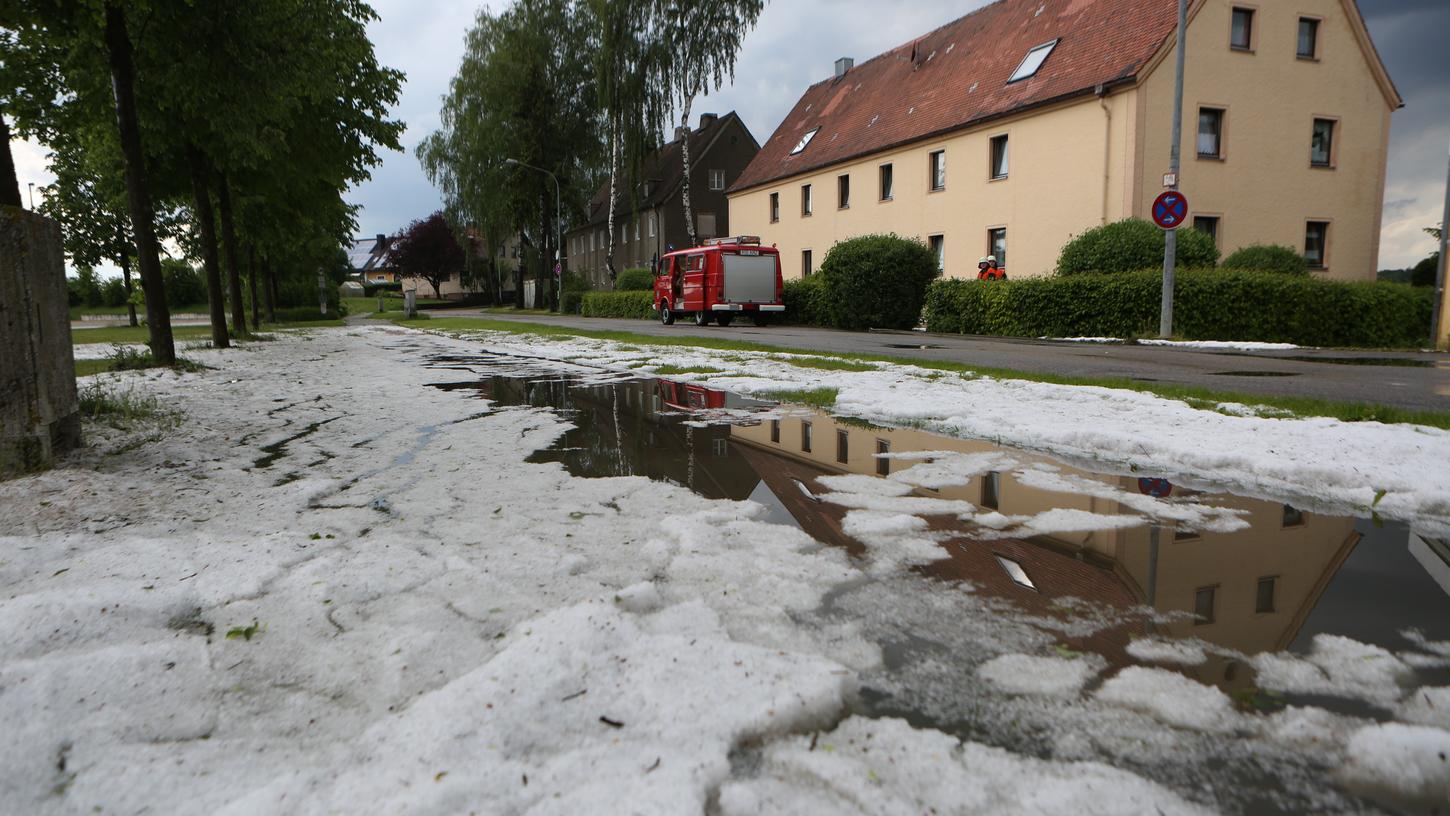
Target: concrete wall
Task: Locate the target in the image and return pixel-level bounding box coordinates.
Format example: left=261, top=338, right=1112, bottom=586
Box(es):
left=729, top=92, right=1137, bottom=280
left=1135, top=0, right=1396, bottom=280
left=0, top=207, right=80, bottom=476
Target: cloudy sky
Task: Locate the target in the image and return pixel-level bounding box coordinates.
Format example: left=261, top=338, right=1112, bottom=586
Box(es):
left=11, top=0, right=1448, bottom=271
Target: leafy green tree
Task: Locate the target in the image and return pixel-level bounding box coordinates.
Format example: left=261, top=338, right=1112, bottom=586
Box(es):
left=662, top=0, right=763, bottom=247
left=389, top=213, right=465, bottom=299
left=819, top=234, right=940, bottom=330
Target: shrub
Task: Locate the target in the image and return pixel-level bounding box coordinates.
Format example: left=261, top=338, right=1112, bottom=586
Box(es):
left=817, top=234, right=940, bottom=330
left=160, top=260, right=209, bottom=307
left=101, top=276, right=129, bottom=307
left=1222, top=244, right=1309, bottom=275
left=561, top=291, right=585, bottom=314
left=581, top=291, right=655, bottom=319
left=782, top=275, right=826, bottom=326
left=615, top=267, right=655, bottom=291
left=1057, top=218, right=1219, bottom=275
left=362, top=281, right=402, bottom=297
left=1412, top=254, right=1439, bottom=287
left=923, top=268, right=1433, bottom=348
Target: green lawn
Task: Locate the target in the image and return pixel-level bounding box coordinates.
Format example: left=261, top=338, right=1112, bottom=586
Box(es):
left=72, top=320, right=343, bottom=345
left=380, top=314, right=1450, bottom=429
left=70, top=302, right=211, bottom=320
left=344, top=296, right=450, bottom=317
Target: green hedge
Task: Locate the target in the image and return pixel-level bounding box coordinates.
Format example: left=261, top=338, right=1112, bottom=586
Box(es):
left=581, top=291, right=655, bottom=319
left=1058, top=218, right=1219, bottom=275
left=1222, top=244, right=1309, bottom=275
left=362, top=281, right=402, bottom=296
left=782, top=276, right=825, bottom=325
left=272, top=306, right=343, bottom=322
left=818, top=233, right=940, bottom=330
left=561, top=291, right=585, bottom=314
left=615, top=267, right=655, bottom=291
left=924, top=268, right=1434, bottom=348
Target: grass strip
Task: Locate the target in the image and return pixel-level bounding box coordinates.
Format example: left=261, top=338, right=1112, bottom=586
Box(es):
left=381, top=313, right=1450, bottom=429
left=71, top=321, right=344, bottom=345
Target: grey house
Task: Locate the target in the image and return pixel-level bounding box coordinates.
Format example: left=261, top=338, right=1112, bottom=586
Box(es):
left=566, top=111, right=759, bottom=288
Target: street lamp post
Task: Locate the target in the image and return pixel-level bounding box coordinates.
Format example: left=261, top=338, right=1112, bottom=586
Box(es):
left=1433, top=137, right=1450, bottom=349
left=1159, top=0, right=1188, bottom=339
left=505, top=158, right=562, bottom=311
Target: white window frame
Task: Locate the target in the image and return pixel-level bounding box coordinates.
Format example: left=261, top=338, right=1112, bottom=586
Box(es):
left=708, top=169, right=726, bottom=191
left=790, top=127, right=820, bottom=155
left=1007, top=39, right=1058, bottom=83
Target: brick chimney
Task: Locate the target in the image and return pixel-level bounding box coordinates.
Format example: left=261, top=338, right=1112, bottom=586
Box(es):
left=699, top=112, right=719, bottom=128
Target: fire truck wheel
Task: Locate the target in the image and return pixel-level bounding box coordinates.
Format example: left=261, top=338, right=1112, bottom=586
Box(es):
left=715, top=313, right=733, bottom=327
left=659, top=302, right=674, bottom=325
left=752, top=314, right=771, bottom=327
left=693, top=311, right=710, bottom=327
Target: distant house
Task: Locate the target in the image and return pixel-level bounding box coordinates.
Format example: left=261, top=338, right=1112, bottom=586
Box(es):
left=729, top=0, right=1401, bottom=280
left=399, top=232, right=523, bottom=300
left=347, top=234, right=396, bottom=283
left=567, top=111, right=759, bottom=288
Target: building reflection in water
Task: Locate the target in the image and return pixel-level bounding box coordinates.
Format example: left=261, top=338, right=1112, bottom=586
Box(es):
left=460, top=371, right=1445, bottom=693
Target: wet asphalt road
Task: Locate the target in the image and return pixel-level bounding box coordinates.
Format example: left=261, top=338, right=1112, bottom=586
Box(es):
left=428, top=310, right=1450, bottom=414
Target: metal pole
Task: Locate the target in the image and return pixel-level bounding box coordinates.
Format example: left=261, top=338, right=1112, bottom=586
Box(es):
left=554, top=174, right=562, bottom=312
left=1160, top=0, right=1188, bottom=339
left=1433, top=137, right=1450, bottom=349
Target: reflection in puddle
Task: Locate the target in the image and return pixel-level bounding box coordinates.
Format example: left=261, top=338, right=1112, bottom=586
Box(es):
left=426, top=355, right=1450, bottom=813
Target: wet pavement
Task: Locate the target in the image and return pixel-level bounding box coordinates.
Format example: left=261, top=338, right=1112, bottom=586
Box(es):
left=426, top=351, right=1450, bottom=815
left=464, top=310, right=1450, bottom=413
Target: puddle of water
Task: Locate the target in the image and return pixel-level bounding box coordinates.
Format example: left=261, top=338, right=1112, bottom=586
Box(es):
left=1209, top=370, right=1301, bottom=378
left=1214, top=353, right=1435, bottom=368
left=882, top=343, right=945, bottom=350
left=424, top=355, right=1450, bottom=814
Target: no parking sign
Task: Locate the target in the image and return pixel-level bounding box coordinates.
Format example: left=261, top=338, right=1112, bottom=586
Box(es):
left=1152, top=191, right=1189, bottom=229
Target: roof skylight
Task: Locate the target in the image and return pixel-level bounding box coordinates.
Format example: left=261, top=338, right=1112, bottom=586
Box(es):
left=790, top=127, right=821, bottom=155
left=995, top=555, right=1037, bottom=590
left=1007, top=39, right=1058, bottom=83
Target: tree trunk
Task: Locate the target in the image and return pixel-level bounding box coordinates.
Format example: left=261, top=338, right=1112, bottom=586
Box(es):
left=0, top=114, right=21, bottom=208
left=217, top=174, right=248, bottom=336
left=103, top=3, right=174, bottom=363
left=186, top=145, right=230, bottom=349
left=118, top=245, right=138, bottom=327
left=247, top=244, right=260, bottom=330
left=262, top=257, right=277, bottom=323
left=605, top=120, right=620, bottom=282
left=680, top=95, right=698, bottom=248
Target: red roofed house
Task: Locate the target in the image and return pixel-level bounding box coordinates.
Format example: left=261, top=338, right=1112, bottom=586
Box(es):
left=728, top=0, right=1401, bottom=280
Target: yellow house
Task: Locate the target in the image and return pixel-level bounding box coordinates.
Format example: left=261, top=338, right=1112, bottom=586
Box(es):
left=727, top=0, right=1402, bottom=281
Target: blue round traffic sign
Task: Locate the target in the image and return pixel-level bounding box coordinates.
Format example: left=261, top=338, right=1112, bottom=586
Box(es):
left=1138, top=478, right=1173, bottom=498
left=1152, top=191, right=1189, bottom=230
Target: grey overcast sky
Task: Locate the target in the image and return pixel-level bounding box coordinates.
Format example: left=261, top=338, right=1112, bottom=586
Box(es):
left=10, top=0, right=1448, bottom=271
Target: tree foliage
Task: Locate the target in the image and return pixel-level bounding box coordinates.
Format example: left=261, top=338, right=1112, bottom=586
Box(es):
left=818, top=234, right=941, bottom=330
left=388, top=212, right=465, bottom=298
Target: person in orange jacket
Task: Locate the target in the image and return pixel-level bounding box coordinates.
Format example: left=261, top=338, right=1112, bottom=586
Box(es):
left=977, top=255, right=1006, bottom=281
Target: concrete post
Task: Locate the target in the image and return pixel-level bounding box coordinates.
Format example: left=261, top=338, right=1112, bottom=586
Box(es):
left=1, top=207, right=80, bottom=476
left=1434, top=137, right=1449, bottom=350
left=404, top=290, right=417, bottom=318
left=317, top=269, right=328, bottom=317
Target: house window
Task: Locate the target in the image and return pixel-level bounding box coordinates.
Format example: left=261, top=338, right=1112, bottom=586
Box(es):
left=769, top=192, right=780, bottom=223
left=1193, top=216, right=1220, bottom=244
left=1231, top=7, right=1254, bottom=50
left=589, top=232, right=595, bottom=251
left=770, top=419, right=780, bottom=443
left=1008, top=39, right=1058, bottom=83
left=1198, top=108, right=1224, bottom=158
left=990, top=135, right=1009, bottom=179
left=1256, top=577, right=1277, bottom=614
left=712, top=438, right=728, bottom=458
left=981, top=471, right=1000, bottom=510
left=1283, top=504, right=1306, bottom=527
left=802, top=249, right=813, bottom=277
left=1311, top=118, right=1335, bottom=167
left=928, top=235, right=945, bottom=272
left=1195, top=586, right=1217, bottom=624
left=649, top=212, right=657, bottom=237
left=801, top=184, right=813, bottom=216
left=838, top=174, right=850, bottom=209
left=1297, top=18, right=1319, bottom=59
left=790, top=127, right=820, bottom=155
left=801, top=420, right=812, bottom=453
left=697, top=212, right=717, bottom=238
left=709, top=169, right=726, bottom=190
left=1304, top=223, right=1328, bottom=269
left=635, top=221, right=640, bottom=241
left=995, top=555, right=1036, bottom=589
left=879, top=163, right=894, bottom=200
left=988, top=228, right=1007, bottom=268
left=875, top=439, right=890, bottom=476
left=929, top=150, right=946, bottom=191
left=836, top=430, right=849, bottom=464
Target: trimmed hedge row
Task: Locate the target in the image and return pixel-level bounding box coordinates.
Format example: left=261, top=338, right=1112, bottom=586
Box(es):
left=581, top=291, right=655, bottom=319
left=782, top=276, right=825, bottom=325
left=615, top=268, right=655, bottom=291
left=923, top=269, right=1434, bottom=348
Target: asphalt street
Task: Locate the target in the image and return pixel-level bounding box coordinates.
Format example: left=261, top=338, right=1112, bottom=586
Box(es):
left=428, top=310, right=1450, bottom=413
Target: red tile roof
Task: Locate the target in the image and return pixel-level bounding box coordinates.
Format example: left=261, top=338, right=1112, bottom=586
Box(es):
left=730, top=0, right=1179, bottom=194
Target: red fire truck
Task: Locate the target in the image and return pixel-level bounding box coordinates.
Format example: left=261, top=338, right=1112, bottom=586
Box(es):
left=654, top=236, right=785, bottom=327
